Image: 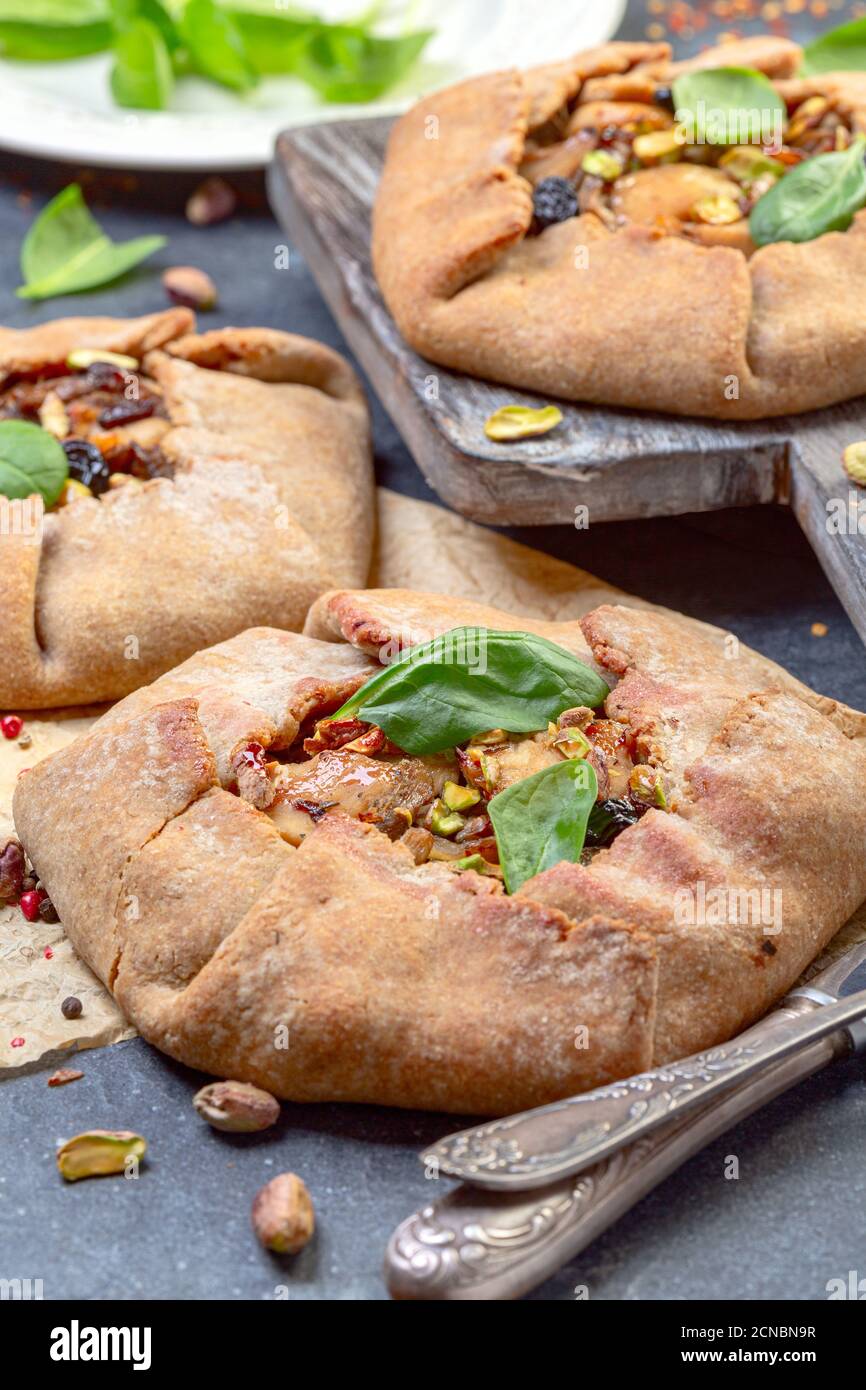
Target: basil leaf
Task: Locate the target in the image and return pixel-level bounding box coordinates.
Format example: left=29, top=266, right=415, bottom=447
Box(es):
left=294, top=26, right=433, bottom=103
left=333, top=627, right=610, bottom=756
left=17, top=184, right=165, bottom=301
left=673, top=66, right=786, bottom=146
left=488, top=759, right=598, bottom=895
left=0, top=420, right=68, bottom=507
left=0, top=20, right=111, bottom=58
left=750, top=136, right=866, bottom=246
left=111, top=17, right=173, bottom=109
left=801, top=18, right=866, bottom=76
left=180, top=0, right=257, bottom=93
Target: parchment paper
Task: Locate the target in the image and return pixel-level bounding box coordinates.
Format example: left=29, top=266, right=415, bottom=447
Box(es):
left=2, top=488, right=863, bottom=1076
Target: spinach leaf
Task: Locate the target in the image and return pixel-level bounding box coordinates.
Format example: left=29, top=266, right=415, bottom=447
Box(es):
left=293, top=25, right=433, bottom=103
left=333, top=627, right=610, bottom=756
left=0, top=420, right=68, bottom=507
left=180, top=0, right=257, bottom=92
left=0, top=20, right=111, bottom=59
left=111, top=17, right=174, bottom=109
left=488, top=759, right=598, bottom=895
left=801, top=18, right=866, bottom=75
left=110, top=0, right=181, bottom=52
left=750, top=136, right=866, bottom=246
left=224, top=10, right=313, bottom=74
left=673, top=66, right=786, bottom=146
left=17, top=184, right=165, bottom=301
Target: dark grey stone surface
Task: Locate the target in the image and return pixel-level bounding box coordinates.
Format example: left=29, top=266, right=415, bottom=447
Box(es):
left=0, top=1, right=865, bottom=1302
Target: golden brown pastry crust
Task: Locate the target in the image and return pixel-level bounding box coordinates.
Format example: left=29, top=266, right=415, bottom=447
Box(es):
left=14, top=589, right=866, bottom=1114
left=0, top=312, right=374, bottom=709
left=373, top=37, right=866, bottom=419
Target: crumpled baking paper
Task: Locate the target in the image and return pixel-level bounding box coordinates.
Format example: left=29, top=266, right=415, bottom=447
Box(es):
left=1, top=487, right=864, bottom=1077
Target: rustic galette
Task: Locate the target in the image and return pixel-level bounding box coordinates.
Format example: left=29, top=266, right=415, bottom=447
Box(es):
left=0, top=309, right=373, bottom=708
left=373, top=32, right=866, bottom=419
left=14, top=589, right=866, bottom=1115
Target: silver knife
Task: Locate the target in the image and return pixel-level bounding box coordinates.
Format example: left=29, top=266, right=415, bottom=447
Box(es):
left=384, top=943, right=866, bottom=1300
left=422, top=942, right=866, bottom=1192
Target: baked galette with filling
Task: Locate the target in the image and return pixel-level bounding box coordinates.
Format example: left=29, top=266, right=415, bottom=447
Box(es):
left=374, top=33, right=866, bottom=419
left=0, top=310, right=373, bottom=707
left=14, top=588, right=866, bottom=1114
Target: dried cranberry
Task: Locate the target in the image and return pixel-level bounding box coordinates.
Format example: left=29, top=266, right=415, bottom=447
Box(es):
left=85, top=361, right=129, bottom=390
left=98, top=397, right=157, bottom=429
left=62, top=438, right=111, bottom=496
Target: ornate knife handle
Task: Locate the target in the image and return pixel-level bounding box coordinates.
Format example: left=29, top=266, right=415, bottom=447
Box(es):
left=387, top=1027, right=846, bottom=1301
left=424, top=988, right=866, bottom=1192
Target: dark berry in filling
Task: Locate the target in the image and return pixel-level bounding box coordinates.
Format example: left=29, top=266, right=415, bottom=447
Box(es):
left=532, top=176, right=579, bottom=230
left=654, top=85, right=675, bottom=112
left=98, top=397, right=158, bottom=429
left=62, top=438, right=112, bottom=496
left=585, top=797, right=641, bottom=847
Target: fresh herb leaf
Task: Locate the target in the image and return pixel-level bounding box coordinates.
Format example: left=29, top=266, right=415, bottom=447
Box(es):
left=17, top=184, right=165, bottom=301
left=0, top=19, right=111, bottom=59
left=224, top=9, right=312, bottom=74
left=673, top=66, right=786, bottom=146
left=110, top=16, right=174, bottom=109
left=488, top=759, right=598, bottom=895
left=333, top=628, right=610, bottom=756
left=750, top=136, right=866, bottom=246
left=293, top=25, right=433, bottom=103
left=180, top=0, right=257, bottom=93
left=0, top=420, right=68, bottom=507
left=801, top=18, right=866, bottom=75
left=111, top=0, right=181, bottom=52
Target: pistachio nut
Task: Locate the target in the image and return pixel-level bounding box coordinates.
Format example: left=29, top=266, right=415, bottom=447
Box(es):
left=57, top=479, right=92, bottom=507
left=843, top=441, right=866, bottom=487
left=252, top=1173, right=315, bottom=1255
left=57, top=1130, right=146, bottom=1181
left=552, top=726, right=591, bottom=760
left=37, top=391, right=69, bottom=439
left=629, top=764, right=668, bottom=809
left=581, top=150, right=624, bottom=182
left=442, top=780, right=481, bottom=812
left=430, top=799, right=464, bottom=837
left=718, top=146, right=784, bottom=185
left=162, top=265, right=218, bottom=311
left=193, top=1080, right=280, bottom=1133
left=633, top=128, right=684, bottom=165
left=484, top=404, right=563, bottom=442
left=450, top=853, right=489, bottom=874
left=66, top=349, right=139, bottom=372
left=186, top=176, right=237, bottom=227
left=690, top=195, right=742, bottom=226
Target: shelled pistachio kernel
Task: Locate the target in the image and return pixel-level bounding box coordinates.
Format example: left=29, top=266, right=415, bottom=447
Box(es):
left=551, top=724, right=591, bottom=759
left=66, top=348, right=139, bottom=372
left=252, top=1172, right=314, bottom=1254
left=442, top=780, right=480, bottom=812
left=193, top=1080, right=279, bottom=1133
left=430, top=799, right=464, bottom=837
left=633, top=128, right=684, bottom=165
left=581, top=150, right=624, bottom=182
left=484, top=405, right=563, bottom=442
left=57, top=1130, right=146, bottom=1181
left=450, top=854, right=489, bottom=874
left=629, top=764, right=668, bottom=809
left=57, top=479, right=92, bottom=507
left=37, top=391, right=69, bottom=439
left=843, top=441, right=866, bottom=486
left=690, top=195, right=741, bottom=226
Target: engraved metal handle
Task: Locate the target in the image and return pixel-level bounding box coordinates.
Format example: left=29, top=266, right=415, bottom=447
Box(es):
left=387, top=1020, right=848, bottom=1300
left=423, top=987, right=866, bottom=1192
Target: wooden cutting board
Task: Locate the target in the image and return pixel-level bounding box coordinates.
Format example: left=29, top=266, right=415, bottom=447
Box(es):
left=268, top=116, right=866, bottom=646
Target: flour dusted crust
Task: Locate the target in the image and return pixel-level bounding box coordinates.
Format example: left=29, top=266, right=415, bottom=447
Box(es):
left=0, top=311, right=374, bottom=708
left=14, top=590, right=866, bottom=1114
left=373, top=37, right=866, bottom=420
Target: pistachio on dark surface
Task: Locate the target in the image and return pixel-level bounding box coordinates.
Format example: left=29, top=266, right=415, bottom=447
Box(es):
left=186, top=176, right=236, bottom=226
left=0, top=838, right=25, bottom=904
left=57, top=1130, right=146, bottom=1181
left=193, top=1080, right=280, bottom=1133
left=162, top=265, right=218, bottom=311
left=251, top=1173, right=315, bottom=1254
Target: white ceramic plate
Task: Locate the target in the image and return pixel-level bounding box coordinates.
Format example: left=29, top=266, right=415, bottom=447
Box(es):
left=0, top=0, right=626, bottom=169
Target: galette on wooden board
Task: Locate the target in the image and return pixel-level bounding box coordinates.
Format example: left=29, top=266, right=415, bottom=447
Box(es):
left=373, top=34, right=866, bottom=419
left=0, top=309, right=373, bottom=709
left=14, top=577, right=866, bottom=1114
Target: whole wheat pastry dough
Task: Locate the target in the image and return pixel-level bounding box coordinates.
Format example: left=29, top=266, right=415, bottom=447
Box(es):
left=0, top=310, right=373, bottom=708
left=14, top=589, right=866, bottom=1114
left=373, top=36, right=866, bottom=419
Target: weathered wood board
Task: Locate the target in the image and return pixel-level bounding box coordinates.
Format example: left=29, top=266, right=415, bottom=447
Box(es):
left=268, top=116, right=866, bottom=645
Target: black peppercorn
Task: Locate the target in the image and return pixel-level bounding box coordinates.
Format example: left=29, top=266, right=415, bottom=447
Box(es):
left=61, top=996, right=82, bottom=1020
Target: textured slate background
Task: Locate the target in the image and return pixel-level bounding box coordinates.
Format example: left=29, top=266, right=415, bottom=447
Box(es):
left=0, top=0, right=864, bottom=1301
